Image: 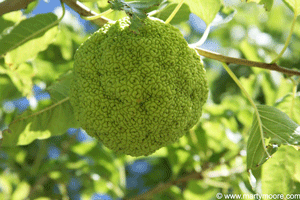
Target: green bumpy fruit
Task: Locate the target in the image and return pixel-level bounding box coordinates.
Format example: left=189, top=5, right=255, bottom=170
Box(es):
left=70, top=17, right=208, bottom=157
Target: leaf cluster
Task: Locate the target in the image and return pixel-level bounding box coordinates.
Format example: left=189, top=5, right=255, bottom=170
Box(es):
left=1, top=0, right=300, bottom=199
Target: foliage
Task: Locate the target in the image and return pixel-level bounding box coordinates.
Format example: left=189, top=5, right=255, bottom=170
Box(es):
left=0, top=0, right=300, bottom=199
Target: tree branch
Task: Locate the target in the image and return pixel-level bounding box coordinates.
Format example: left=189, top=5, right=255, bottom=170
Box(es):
left=28, top=175, right=49, bottom=199
left=61, top=0, right=111, bottom=26
left=126, top=171, right=204, bottom=200
left=0, top=0, right=35, bottom=16
left=4, top=0, right=300, bottom=77
left=127, top=152, right=244, bottom=200
left=0, top=0, right=111, bottom=26
left=195, top=47, right=300, bottom=76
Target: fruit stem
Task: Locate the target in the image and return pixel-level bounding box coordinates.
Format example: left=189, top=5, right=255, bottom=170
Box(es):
left=59, top=0, right=66, bottom=22
left=222, top=63, right=271, bottom=158
left=165, top=0, right=184, bottom=24
left=271, top=0, right=298, bottom=64
left=189, top=24, right=211, bottom=48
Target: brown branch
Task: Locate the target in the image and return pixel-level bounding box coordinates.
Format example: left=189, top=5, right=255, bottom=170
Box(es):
left=195, top=47, right=300, bottom=76
left=128, top=151, right=244, bottom=200
left=0, top=0, right=35, bottom=16
left=126, top=171, right=204, bottom=200
left=0, top=0, right=111, bottom=26
left=61, top=0, right=111, bottom=26
left=28, top=175, right=49, bottom=199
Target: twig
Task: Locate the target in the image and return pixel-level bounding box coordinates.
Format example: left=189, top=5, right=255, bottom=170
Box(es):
left=127, top=171, right=204, bottom=200
left=3, top=0, right=300, bottom=77
left=128, top=151, right=244, bottom=200
left=194, top=47, right=300, bottom=76
left=8, top=97, right=70, bottom=126
left=0, top=0, right=110, bottom=26
left=28, top=175, right=49, bottom=199
left=0, top=0, right=35, bottom=16
left=61, top=0, right=111, bottom=26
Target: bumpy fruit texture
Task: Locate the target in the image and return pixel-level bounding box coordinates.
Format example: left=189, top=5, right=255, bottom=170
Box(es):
left=70, top=17, right=208, bottom=156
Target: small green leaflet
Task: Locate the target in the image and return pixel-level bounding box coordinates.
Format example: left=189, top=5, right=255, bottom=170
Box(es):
left=153, top=3, right=191, bottom=25
left=0, top=13, right=58, bottom=57
left=245, top=0, right=274, bottom=11
left=247, top=105, right=300, bottom=170
left=262, top=146, right=300, bottom=195
left=0, top=71, right=79, bottom=147
left=0, top=17, right=15, bottom=34
left=5, top=27, right=58, bottom=64
left=185, top=0, right=222, bottom=25
left=108, top=0, right=163, bottom=32
left=275, top=93, right=300, bottom=125
left=283, top=0, right=300, bottom=15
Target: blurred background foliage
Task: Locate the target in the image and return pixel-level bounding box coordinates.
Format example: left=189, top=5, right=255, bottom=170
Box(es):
left=1, top=0, right=300, bottom=199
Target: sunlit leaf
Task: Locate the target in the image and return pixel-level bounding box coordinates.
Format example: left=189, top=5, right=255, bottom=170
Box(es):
left=1, top=71, right=79, bottom=147
left=23, top=0, right=39, bottom=14
left=153, top=3, right=190, bottom=24
left=11, top=181, right=30, bottom=200
left=262, top=146, right=300, bottom=194
left=4, top=63, right=33, bottom=96
left=247, top=105, right=300, bottom=170
left=0, top=75, right=21, bottom=102
left=0, top=18, right=15, bottom=34
left=246, top=0, right=274, bottom=11
left=275, top=93, right=300, bottom=124
left=185, top=0, right=222, bottom=25
left=184, top=180, right=219, bottom=200
left=5, top=27, right=58, bottom=64
left=0, top=13, right=58, bottom=57
left=283, top=0, right=300, bottom=15
left=167, top=148, right=191, bottom=176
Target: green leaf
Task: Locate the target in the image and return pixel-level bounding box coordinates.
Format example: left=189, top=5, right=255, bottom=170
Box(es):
left=0, top=13, right=58, bottom=57
left=193, top=124, right=208, bottom=154
left=185, top=0, right=222, bottom=25
left=262, top=146, right=300, bottom=194
left=283, top=0, right=300, bottom=15
left=184, top=180, right=219, bottom=200
left=1, top=10, right=23, bottom=24
left=23, top=0, right=39, bottom=14
left=0, top=18, right=15, bottom=35
left=4, top=63, right=33, bottom=96
left=11, top=181, right=30, bottom=200
left=5, top=26, right=58, bottom=64
left=0, top=75, right=21, bottom=102
left=0, top=71, right=79, bottom=147
left=239, top=74, right=260, bottom=100
left=247, top=105, right=300, bottom=170
left=71, top=141, right=98, bottom=155
left=167, top=148, right=191, bottom=176
left=261, top=74, right=293, bottom=106
left=275, top=93, right=300, bottom=124
left=53, top=26, right=74, bottom=61
left=84, top=143, right=125, bottom=194
left=153, top=3, right=190, bottom=25
left=109, top=0, right=163, bottom=32
left=246, top=0, right=274, bottom=11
